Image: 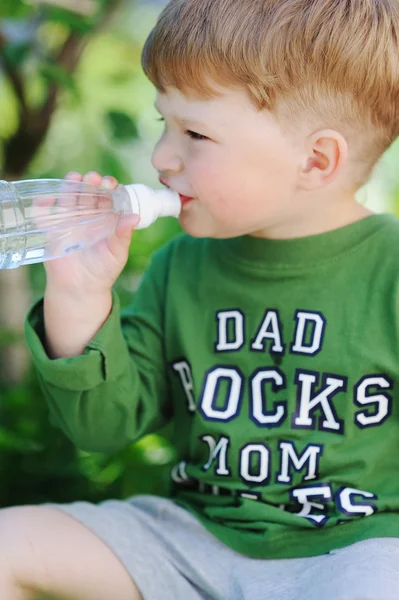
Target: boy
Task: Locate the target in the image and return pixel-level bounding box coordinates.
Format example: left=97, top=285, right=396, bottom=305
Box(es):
left=1, top=0, right=399, bottom=598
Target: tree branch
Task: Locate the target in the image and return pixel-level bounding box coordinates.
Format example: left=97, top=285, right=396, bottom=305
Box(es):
left=0, top=31, right=28, bottom=115
left=2, top=0, right=124, bottom=178
left=39, top=0, right=124, bottom=125
left=29, top=0, right=97, bottom=17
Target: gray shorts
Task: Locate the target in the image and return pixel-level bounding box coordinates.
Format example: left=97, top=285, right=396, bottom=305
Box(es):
left=50, top=494, right=399, bottom=600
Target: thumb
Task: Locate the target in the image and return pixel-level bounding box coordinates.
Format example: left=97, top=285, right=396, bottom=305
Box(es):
left=114, top=213, right=141, bottom=241
left=105, top=213, right=140, bottom=260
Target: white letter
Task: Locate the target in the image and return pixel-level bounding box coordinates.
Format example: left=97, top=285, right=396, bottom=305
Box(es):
left=240, top=444, right=270, bottom=484
left=251, top=369, right=286, bottom=426
left=355, top=376, right=392, bottom=427
left=292, top=311, right=325, bottom=355
left=251, top=310, right=284, bottom=353
left=337, top=487, right=376, bottom=517
left=292, top=484, right=332, bottom=525
left=199, top=367, right=242, bottom=420
left=278, top=442, right=322, bottom=483
left=172, top=361, right=196, bottom=412
left=294, top=372, right=344, bottom=432
left=215, top=310, right=244, bottom=351
left=171, top=461, right=191, bottom=483
left=201, top=435, right=231, bottom=475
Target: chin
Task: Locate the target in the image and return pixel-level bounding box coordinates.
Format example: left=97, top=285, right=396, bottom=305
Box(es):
left=179, top=216, right=211, bottom=238
left=179, top=213, right=239, bottom=239
left=181, top=226, right=237, bottom=240
left=180, top=226, right=210, bottom=239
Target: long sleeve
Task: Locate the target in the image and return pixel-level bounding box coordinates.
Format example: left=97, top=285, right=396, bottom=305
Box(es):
left=24, top=248, right=172, bottom=454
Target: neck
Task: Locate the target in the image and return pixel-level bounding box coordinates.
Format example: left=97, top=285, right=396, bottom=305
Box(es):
left=252, top=191, right=373, bottom=240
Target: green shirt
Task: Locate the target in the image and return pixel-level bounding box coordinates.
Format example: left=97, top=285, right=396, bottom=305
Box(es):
left=26, top=213, right=399, bottom=559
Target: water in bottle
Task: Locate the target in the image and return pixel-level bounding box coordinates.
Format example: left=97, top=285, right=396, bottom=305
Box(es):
left=0, top=179, right=181, bottom=269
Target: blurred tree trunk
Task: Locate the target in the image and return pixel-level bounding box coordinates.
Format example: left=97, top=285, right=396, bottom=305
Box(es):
left=0, top=0, right=123, bottom=384
left=0, top=270, right=31, bottom=383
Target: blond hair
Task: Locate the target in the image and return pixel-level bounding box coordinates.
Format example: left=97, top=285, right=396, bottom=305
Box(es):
left=142, top=0, right=399, bottom=189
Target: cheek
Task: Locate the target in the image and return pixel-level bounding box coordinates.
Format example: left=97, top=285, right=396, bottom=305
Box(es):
left=187, top=154, right=213, bottom=182
left=189, top=162, right=231, bottom=210
left=189, top=152, right=233, bottom=193
left=192, top=160, right=263, bottom=215
left=188, top=146, right=292, bottom=220
left=205, top=186, right=249, bottom=223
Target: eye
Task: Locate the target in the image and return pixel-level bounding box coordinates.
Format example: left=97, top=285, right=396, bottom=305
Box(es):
left=156, top=117, right=207, bottom=141
left=186, top=130, right=208, bottom=141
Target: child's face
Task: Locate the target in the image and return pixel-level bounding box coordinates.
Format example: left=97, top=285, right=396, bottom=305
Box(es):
left=152, top=85, right=312, bottom=239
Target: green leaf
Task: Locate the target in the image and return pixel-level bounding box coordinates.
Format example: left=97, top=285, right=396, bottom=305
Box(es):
left=40, top=5, right=95, bottom=34
left=0, top=329, right=23, bottom=347
left=0, top=427, right=43, bottom=452
left=99, top=147, right=131, bottom=182
left=106, top=110, right=139, bottom=142
left=39, top=62, right=80, bottom=98
left=41, top=0, right=116, bottom=34
left=2, top=41, right=32, bottom=67
left=0, top=0, right=33, bottom=18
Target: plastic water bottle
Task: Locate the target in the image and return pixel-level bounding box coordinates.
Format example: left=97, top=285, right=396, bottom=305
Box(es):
left=0, top=179, right=181, bottom=269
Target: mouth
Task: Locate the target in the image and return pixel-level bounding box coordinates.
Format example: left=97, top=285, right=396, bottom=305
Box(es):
left=179, top=194, right=194, bottom=206
left=159, top=178, right=194, bottom=207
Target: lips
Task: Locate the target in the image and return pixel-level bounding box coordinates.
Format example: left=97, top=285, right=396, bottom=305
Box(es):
left=160, top=177, right=193, bottom=205
left=179, top=194, right=194, bottom=206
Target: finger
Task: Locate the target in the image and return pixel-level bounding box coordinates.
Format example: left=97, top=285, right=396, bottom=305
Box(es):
left=32, top=195, right=55, bottom=208
left=83, top=171, right=103, bottom=187
left=82, top=171, right=103, bottom=210
left=96, top=177, right=119, bottom=213
left=30, top=195, right=56, bottom=240
left=101, top=176, right=119, bottom=190
left=30, top=174, right=80, bottom=249
left=59, top=172, right=84, bottom=209
left=106, top=214, right=140, bottom=260
left=115, top=213, right=141, bottom=239
left=64, top=171, right=83, bottom=182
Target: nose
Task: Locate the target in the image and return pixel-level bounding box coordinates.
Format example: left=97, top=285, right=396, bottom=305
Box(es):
left=151, top=131, right=184, bottom=175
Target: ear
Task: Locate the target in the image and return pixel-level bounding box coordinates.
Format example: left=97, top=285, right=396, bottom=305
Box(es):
left=298, top=130, right=348, bottom=191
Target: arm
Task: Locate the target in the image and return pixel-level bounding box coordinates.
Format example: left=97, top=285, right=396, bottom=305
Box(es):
left=25, top=247, right=172, bottom=454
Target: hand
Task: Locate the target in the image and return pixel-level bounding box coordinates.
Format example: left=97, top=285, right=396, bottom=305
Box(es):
left=42, top=171, right=140, bottom=358
left=43, top=171, right=140, bottom=298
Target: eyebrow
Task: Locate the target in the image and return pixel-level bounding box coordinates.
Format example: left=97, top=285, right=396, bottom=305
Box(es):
left=154, top=103, right=206, bottom=128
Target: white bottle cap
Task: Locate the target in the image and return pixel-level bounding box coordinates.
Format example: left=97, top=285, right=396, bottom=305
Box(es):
left=124, top=184, right=181, bottom=229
